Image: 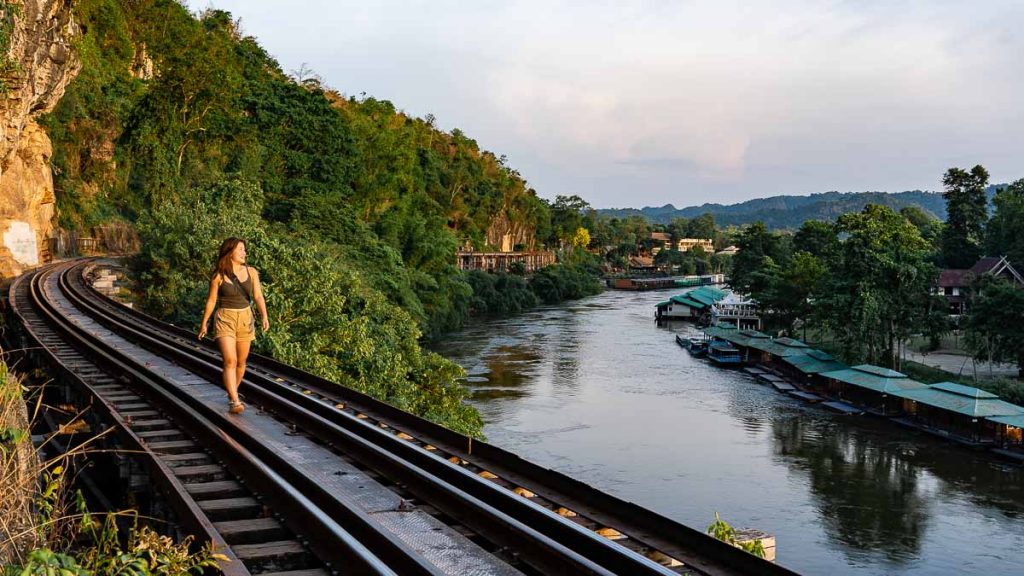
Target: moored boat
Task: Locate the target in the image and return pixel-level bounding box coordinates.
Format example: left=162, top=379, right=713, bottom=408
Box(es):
left=675, top=334, right=709, bottom=356
left=707, top=341, right=742, bottom=365
left=687, top=337, right=708, bottom=356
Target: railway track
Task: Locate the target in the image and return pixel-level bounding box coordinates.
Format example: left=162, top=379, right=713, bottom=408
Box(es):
left=7, top=258, right=798, bottom=576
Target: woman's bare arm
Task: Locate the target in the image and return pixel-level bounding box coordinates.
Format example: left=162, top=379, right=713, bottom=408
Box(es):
left=198, top=275, right=221, bottom=339
left=251, top=268, right=270, bottom=331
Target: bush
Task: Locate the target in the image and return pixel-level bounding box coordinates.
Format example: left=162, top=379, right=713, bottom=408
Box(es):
left=529, top=263, right=603, bottom=305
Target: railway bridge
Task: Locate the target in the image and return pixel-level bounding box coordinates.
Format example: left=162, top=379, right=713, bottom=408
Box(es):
left=5, top=259, right=797, bottom=576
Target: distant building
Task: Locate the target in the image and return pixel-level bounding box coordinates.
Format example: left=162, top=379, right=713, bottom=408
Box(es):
left=456, top=250, right=556, bottom=273
left=711, top=293, right=761, bottom=330
left=716, top=245, right=739, bottom=256
left=676, top=238, right=714, bottom=253
left=628, top=255, right=658, bottom=271
left=936, top=255, right=1023, bottom=315
left=655, top=286, right=729, bottom=321
left=650, top=232, right=672, bottom=254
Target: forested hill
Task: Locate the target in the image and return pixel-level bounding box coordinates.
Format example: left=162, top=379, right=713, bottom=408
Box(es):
left=597, top=187, right=1003, bottom=229
left=38, top=1, right=575, bottom=437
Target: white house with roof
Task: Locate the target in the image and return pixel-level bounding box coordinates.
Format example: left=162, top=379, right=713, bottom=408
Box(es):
left=710, top=293, right=761, bottom=330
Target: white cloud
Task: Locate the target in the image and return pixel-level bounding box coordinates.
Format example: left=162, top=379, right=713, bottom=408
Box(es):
left=188, top=0, right=1024, bottom=206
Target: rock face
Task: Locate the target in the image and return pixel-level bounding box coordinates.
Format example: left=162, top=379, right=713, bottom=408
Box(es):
left=0, top=0, right=78, bottom=277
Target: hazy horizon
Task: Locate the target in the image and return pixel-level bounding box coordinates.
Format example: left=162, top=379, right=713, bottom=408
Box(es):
left=186, top=1, right=1024, bottom=209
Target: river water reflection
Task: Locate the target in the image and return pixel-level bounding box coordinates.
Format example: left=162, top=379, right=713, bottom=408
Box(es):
left=431, top=289, right=1024, bottom=575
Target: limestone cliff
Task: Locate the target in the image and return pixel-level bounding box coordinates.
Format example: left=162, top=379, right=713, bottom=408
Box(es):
left=0, top=0, right=78, bottom=277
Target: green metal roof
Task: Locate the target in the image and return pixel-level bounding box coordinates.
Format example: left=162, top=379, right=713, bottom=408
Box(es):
left=987, top=414, right=1024, bottom=429
left=782, top=351, right=848, bottom=374
left=745, top=337, right=811, bottom=357
left=850, top=364, right=906, bottom=378
left=928, top=381, right=998, bottom=399
left=819, top=365, right=927, bottom=394
left=897, top=387, right=1024, bottom=418
left=703, top=326, right=769, bottom=347
left=702, top=325, right=736, bottom=338
left=670, top=295, right=706, bottom=309
left=665, top=286, right=729, bottom=311
left=656, top=301, right=671, bottom=308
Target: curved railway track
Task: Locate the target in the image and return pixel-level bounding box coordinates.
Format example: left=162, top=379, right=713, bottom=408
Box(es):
left=7, top=258, right=798, bottom=576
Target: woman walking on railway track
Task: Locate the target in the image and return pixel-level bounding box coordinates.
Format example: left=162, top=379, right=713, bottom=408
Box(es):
left=198, top=237, right=270, bottom=414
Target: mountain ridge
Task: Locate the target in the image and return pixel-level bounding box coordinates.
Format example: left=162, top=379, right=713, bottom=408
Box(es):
left=595, top=187, right=1003, bottom=229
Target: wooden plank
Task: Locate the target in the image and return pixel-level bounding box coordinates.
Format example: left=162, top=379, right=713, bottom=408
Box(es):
left=197, top=497, right=262, bottom=521
left=258, top=570, right=330, bottom=576
left=185, top=480, right=246, bottom=499
left=147, top=439, right=198, bottom=453
left=113, top=402, right=150, bottom=411
left=159, top=452, right=211, bottom=467
left=127, top=419, right=172, bottom=431
left=119, top=410, right=160, bottom=419
left=134, top=429, right=185, bottom=440
left=213, top=518, right=287, bottom=544
left=173, top=464, right=226, bottom=481
left=232, top=540, right=306, bottom=561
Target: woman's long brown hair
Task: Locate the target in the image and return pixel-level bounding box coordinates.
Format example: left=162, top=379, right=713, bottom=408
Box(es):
left=214, top=237, right=245, bottom=279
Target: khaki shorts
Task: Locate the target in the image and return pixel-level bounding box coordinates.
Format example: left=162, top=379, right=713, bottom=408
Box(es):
left=214, top=307, right=255, bottom=343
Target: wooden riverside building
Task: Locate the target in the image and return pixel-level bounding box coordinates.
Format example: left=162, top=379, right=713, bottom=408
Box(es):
left=455, top=250, right=555, bottom=273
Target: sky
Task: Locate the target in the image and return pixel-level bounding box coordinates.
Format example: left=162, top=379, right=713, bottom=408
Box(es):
left=186, top=0, right=1023, bottom=208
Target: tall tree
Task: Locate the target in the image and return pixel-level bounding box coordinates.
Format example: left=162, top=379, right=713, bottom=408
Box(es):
left=985, top=178, right=1024, bottom=267
left=940, top=165, right=989, bottom=268
left=819, top=205, right=936, bottom=369
left=730, top=222, right=788, bottom=294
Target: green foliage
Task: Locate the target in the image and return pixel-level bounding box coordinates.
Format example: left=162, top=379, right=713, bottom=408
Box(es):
left=729, top=222, right=791, bottom=294
left=901, top=361, right=1024, bottom=405
left=464, top=271, right=539, bottom=316
left=706, top=512, right=766, bottom=559
left=792, top=220, right=838, bottom=259
left=684, top=213, right=716, bottom=240
left=817, top=205, right=936, bottom=368
left=530, top=263, right=603, bottom=305
left=7, top=519, right=223, bottom=576
left=985, top=178, right=1024, bottom=267
left=8, top=549, right=88, bottom=576
left=133, top=179, right=484, bottom=436
left=963, top=277, right=1024, bottom=378
left=940, top=165, right=989, bottom=268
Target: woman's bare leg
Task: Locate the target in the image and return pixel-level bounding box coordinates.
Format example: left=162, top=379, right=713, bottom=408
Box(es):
left=235, top=339, right=251, bottom=393
left=218, top=336, right=240, bottom=403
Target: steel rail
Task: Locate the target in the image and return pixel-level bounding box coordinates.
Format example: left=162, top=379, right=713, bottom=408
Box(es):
left=61, top=262, right=639, bottom=575
left=7, top=264, right=250, bottom=576
left=72, top=259, right=799, bottom=576
left=28, top=262, right=416, bottom=576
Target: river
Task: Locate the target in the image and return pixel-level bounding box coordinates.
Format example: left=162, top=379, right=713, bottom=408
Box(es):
left=431, top=289, right=1024, bottom=575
